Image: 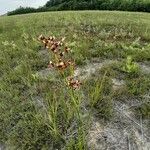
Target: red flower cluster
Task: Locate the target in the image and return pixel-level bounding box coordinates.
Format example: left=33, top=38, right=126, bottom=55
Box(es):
left=38, top=35, right=81, bottom=90
left=48, top=59, right=74, bottom=70
left=67, top=77, right=82, bottom=90
left=38, top=35, right=70, bottom=54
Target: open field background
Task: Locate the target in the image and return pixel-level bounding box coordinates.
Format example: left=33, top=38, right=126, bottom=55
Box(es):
left=0, top=11, right=150, bottom=149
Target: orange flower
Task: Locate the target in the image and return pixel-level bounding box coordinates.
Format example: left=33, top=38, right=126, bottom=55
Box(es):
left=67, top=77, right=81, bottom=90
left=56, top=60, right=67, bottom=70
left=57, top=41, right=63, bottom=46
left=64, top=46, right=70, bottom=53
left=59, top=52, right=65, bottom=57
left=48, top=61, right=54, bottom=68
left=66, top=60, right=75, bottom=69
left=51, top=44, right=57, bottom=52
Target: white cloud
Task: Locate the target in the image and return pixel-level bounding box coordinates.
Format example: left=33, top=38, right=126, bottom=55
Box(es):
left=0, top=0, right=48, bottom=15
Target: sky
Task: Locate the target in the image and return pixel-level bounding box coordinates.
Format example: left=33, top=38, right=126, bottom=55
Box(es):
left=0, top=0, right=48, bottom=15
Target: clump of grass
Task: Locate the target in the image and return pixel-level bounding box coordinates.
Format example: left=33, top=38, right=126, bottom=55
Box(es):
left=121, top=41, right=150, bottom=62
left=134, top=102, right=150, bottom=119
left=5, top=101, right=60, bottom=150
left=109, top=56, right=140, bottom=79
left=126, top=74, right=150, bottom=96
left=121, top=56, right=140, bottom=75
left=84, top=71, right=113, bottom=120
left=95, top=64, right=116, bottom=78
left=89, top=72, right=112, bottom=107
left=65, top=126, right=87, bottom=150
left=107, top=58, right=150, bottom=97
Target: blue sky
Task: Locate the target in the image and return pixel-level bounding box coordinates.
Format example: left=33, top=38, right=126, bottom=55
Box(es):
left=0, top=0, right=48, bottom=15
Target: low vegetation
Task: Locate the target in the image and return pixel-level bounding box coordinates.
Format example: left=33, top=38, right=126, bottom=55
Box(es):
left=0, top=11, right=150, bottom=149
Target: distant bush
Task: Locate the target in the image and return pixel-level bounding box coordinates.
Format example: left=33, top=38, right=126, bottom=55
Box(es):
left=7, top=0, right=150, bottom=16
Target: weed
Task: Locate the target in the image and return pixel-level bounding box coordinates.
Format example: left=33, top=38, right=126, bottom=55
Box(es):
left=122, top=56, right=139, bottom=75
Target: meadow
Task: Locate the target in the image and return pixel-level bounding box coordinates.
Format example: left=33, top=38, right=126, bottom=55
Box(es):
left=0, top=11, right=150, bottom=149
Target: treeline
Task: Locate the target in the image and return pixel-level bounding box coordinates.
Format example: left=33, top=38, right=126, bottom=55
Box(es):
left=8, top=0, right=150, bottom=16
left=7, top=7, right=48, bottom=16
left=45, top=0, right=150, bottom=11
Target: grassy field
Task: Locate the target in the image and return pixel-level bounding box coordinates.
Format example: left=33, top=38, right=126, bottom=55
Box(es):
left=0, top=11, right=150, bottom=150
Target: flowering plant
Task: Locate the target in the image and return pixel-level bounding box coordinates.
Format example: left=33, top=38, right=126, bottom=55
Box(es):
left=38, top=35, right=81, bottom=90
